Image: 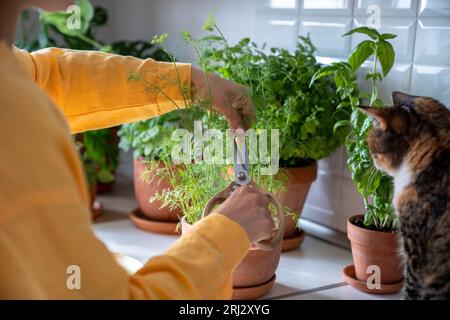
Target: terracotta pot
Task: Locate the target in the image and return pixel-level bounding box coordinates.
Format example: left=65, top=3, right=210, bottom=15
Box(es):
left=133, top=158, right=181, bottom=222
left=182, top=218, right=281, bottom=298
left=277, top=162, right=317, bottom=239
left=347, top=215, right=404, bottom=284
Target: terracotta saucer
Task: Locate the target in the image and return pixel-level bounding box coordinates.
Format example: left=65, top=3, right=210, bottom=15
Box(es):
left=282, top=229, right=305, bottom=252
left=91, top=199, right=103, bottom=221
left=130, top=208, right=179, bottom=235
left=342, top=264, right=404, bottom=294
left=232, top=274, right=276, bottom=300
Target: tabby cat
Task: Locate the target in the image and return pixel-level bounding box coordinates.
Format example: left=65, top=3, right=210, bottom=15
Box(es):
left=361, top=91, right=450, bottom=300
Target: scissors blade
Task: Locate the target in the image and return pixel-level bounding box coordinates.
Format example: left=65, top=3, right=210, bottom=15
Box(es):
left=234, top=135, right=250, bottom=186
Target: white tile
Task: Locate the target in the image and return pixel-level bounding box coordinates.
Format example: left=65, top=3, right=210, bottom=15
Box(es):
left=315, top=56, right=346, bottom=65
left=301, top=0, right=354, bottom=15
left=299, top=15, right=353, bottom=57
left=336, top=177, right=365, bottom=232
left=256, top=0, right=299, bottom=15
left=411, top=64, right=450, bottom=107
left=355, top=62, right=412, bottom=104
left=419, top=0, right=450, bottom=17
left=354, top=0, right=418, bottom=17
left=414, top=18, right=450, bottom=66
left=317, top=147, right=346, bottom=176
left=352, top=17, right=416, bottom=62
left=255, top=12, right=299, bottom=52
left=304, top=173, right=341, bottom=213
left=279, top=283, right=403, bottom=299
left=264, top=236, right=354, bottom=298
left=302, top=204, right=338, bottom=228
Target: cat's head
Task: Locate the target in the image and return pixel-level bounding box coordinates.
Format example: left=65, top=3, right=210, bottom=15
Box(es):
left=360, top=91, right=450, bottom=176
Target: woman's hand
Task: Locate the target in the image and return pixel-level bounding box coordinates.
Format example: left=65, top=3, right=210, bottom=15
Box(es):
left=216, top=185, right=274, bottom=244
left=191, top=67, right=255, bottom=130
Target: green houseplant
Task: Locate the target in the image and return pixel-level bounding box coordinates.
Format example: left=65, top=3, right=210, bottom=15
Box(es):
left=151, top=159, right=285, bottom=299
left=122, top=25, right=287, bottom=298
left=312, top=27, right=403, bottom=293
left=118, top=110, right=191, bottom=233
left=195, top=16, right=347, bottom=250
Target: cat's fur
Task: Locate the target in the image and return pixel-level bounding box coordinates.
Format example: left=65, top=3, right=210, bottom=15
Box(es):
left=361, top=91, right=450, bottom=300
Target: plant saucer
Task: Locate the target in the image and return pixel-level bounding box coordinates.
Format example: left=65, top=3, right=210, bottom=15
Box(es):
left=232, top=274, right=276, bottom=300
left=282, top=228, right=305, bottom=252
left=342, top=264, right=404, bottom=294
left=130, top=208, right=179, bottom=235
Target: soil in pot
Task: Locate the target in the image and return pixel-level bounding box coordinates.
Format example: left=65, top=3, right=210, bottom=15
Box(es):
left=346, top=214, right=404, bottom=293
left=131, top=158, right=182, bottom=234
left=181, top=218, right=281, bottom=300
left=277, top=162, right=317, bottom=251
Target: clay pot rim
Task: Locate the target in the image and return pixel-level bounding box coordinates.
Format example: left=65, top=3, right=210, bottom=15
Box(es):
left=279, top=161, right=318, bottom=183
left=347, top=214, right=401, bottom=250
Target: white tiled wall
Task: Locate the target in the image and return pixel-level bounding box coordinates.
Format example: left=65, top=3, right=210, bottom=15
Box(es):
left=92, top=0, right=450, bottom=232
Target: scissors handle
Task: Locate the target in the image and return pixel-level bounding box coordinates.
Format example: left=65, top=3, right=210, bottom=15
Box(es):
left=202, top=181, right=285, bottom=251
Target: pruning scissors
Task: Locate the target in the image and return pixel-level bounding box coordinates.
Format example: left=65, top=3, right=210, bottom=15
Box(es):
left=202, top=131, right=285, bottom=250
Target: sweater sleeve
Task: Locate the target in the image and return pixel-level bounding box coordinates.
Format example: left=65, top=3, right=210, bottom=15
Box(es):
left=13, top=46, right=191, bottom=133
left=129, top=214, right=250, bottom=299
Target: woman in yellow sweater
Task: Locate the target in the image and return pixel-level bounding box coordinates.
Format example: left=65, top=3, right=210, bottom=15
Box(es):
left=0, top=0, right=274, bottom=299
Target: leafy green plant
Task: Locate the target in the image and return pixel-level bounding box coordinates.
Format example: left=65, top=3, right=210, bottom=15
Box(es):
left=82, top=129, right=118, bottom=183
left=124, top=21, right=288, bottom=225
left=196, top=16, right=347, bottom=167
left=118, top=110, right=186, bottom=160
left=149, top=161, right=285, bottom=225
left=311, top=27, right=397, bottom=231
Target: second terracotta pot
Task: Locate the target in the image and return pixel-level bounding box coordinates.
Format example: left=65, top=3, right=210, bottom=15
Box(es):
left=347, top=215, right=404, bottom=284
left=134, top=158, right=181, bottom=222
left=277, top=162, right=317, bottom=244
left=181, top=218, right=281, bottom=299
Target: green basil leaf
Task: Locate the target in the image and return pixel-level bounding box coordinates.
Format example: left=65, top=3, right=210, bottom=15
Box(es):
left=377, top=40, right=395, bottom=76
left=348, top=40, right=374, bottom=71
left=380, top=33, right=397, bottom=40
left=343, top=27, right=380, bottom=40
left=333, top=120, right=351, bottom=132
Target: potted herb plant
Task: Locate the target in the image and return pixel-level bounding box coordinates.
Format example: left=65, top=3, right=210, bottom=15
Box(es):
left=151, top=159, right=285, bottom=299
left=312, top=27, right=404, bottom=293
left=198, top=20, right=347, bottom=251
left=118, top=111, right=187, bottom=234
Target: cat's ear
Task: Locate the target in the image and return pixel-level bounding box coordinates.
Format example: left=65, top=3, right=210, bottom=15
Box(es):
left=392, top=91, right=416, bottom=106
left=358, top=106, right=390, bottom=130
